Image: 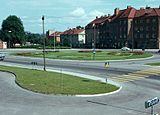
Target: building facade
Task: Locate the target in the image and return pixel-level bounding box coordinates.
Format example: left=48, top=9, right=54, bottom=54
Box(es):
left=85, top=6, right=160, bottom=49
left=60, top=28, right=85, bottom=48
left=0, top=39, right=7, bottom=49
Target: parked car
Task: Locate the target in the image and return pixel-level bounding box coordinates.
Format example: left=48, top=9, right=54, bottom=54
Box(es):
left=121, top=47, right=130, bottom=51
left=158, top=50, right=160, bottom=53
left=0, top=53, right=5, bottom=61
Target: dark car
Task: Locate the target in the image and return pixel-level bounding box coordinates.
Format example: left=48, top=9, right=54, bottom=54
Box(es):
left=0, top=53, right=5, bottom=61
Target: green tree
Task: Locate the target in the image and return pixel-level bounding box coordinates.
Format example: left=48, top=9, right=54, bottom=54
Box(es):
left=25, top=32, right=43, bottom=45
left=1, top=15, right=25, bottom=48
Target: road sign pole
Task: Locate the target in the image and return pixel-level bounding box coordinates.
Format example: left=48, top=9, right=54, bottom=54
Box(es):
left=105, top=62, right=110, bottom=83
left=151, top=106, right=153, bottom=115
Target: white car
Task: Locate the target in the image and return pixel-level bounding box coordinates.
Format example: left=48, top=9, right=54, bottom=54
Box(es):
left=121, top=47, right=130, bottom=51
left=0, top=53, right=5, bottom=61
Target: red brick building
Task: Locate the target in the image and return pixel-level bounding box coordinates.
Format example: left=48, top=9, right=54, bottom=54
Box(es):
left=61, top=28, right=85, bottom=48
left=0, top=39, right=7, bottom=49
left=85, top=6, right=160, bottom=49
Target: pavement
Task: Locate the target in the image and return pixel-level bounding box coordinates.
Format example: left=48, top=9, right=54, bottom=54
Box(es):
left=0, top=50, right=160, bottom=115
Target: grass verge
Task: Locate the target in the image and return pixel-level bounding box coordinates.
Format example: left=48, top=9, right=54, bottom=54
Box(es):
left=15, top=51, right=152, bottom=60
left=0, top=65, right=119, bottom=95
left=146, top=62, right=160, bottom=66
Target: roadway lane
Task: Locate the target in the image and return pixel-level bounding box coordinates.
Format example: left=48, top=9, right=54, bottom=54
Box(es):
left=0, top=71, right=160, bottom=115
left=0, top=53, right=160, bottom=115
left=3, top=55, right=146, bottom=77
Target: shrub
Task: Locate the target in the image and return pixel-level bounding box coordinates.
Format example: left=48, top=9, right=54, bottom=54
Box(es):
left=129, top=51, right=144, bottom=55
left=78, top=50, right=102, bottom=53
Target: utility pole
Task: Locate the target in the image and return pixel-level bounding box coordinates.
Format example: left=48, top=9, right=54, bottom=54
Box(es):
left=132, top=21, right=134, bottom=52
left=42, top=15, right=46, bottom=71
left=8, top=30, right=12, bottom=48
left=93, top=24, right=96, bottom=60
left=54, top=30, right=56, bottom=51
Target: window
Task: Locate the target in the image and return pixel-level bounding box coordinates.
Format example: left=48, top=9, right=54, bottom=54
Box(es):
left=146, top=26, right=150, bottom=31
left=152, top=18, right=156, bottom=23
left=120, top=28, right=122, bottom=32
left=134, top=34, right=138, bottom=38
left=146, top=34, right=150, bottom=38
left=152, top=26, right=156, bottom=31
left=124, top=34, right=126, bottom=38
left=146, top=19, right=150, bottom=23
left=134, top=20, right=138, bottom=24
left=140, top=26, right=143, bottom=31
left=140, top=20, right=144, bottom=23
left=135, top=27, right=138, bottom=31
left=140, top=34, right=143, bottom=38
left=152, top=34, right=156, bottom=38
left=120, top=35, right=122, bottom=38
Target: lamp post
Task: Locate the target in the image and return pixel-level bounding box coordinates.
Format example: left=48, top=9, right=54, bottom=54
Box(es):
left=131, top=23, right=134, bottom=52
left=8, top=30, right=12, bottom=48
left=42, top=15, right=46, bottom=71
left=93, top=24, right=96, bottom=60
left=54, top=30, right=56, bottom=51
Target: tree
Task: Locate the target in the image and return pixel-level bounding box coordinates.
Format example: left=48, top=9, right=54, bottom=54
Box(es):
left=76, top=26, right=84, bottom=29
left=1, top=15, right=25, bottom=47
left=25, top=32, right=43, bottom=45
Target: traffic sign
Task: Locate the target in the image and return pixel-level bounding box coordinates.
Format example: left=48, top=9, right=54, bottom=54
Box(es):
left=145, top=97, right=159, bottom=109
left=105, top=62, right=109, bottom=69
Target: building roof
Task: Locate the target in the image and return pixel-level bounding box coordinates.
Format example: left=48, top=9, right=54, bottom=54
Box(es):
left=86, top=6, right=160, bottom=27
left=49, top=31, right=62, bottom=37
left=135, top=7, right=160, bottom=18
left=89, top=16, right=111, bottom=25
left=111, top=7, right=136, bottom=21
left=62, top=28, right=84, bottom=35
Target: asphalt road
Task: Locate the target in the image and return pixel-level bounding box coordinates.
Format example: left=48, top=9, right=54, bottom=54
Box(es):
left=0, top=50, right=160, bottom=115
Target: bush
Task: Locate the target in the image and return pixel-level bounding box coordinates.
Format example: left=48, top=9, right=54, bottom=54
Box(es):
left=78, top=50, right=102, bottom=53
left=129, top=51, right=144, bottom=55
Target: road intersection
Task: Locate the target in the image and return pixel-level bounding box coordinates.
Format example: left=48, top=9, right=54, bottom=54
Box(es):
left=0, top=50, right=160, bottom=115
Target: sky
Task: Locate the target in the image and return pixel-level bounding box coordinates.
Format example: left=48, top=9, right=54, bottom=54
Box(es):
left=0, top=0, right=159, bottom=33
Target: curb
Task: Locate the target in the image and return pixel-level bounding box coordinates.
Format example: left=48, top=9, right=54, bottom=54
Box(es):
left=76, top=86, right=122, bottom=97
left=0, top=62, right=122, bottom=97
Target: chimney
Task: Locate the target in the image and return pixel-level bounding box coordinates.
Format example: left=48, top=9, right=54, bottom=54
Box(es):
left=108, top=14, right=111, bottom=16
left=114, top=8, right=120, bottom=15
left=127, top=6, right=131, bottom=9
left=96, top=16, right=98, bottom=19
left=146, top=5, right=150, bottom=9
left=140, top=7, right=144, bottom=10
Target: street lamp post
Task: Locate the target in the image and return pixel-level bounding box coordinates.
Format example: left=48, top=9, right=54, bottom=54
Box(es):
left=93, top=25, right=96, bottom=60
left=42, top=15, right=46, bottom=71
left=8, top=30, right=12, bottom=48
left=131, top=22, right=134, bottom=52
left=54, top=31, right=56, bottom=51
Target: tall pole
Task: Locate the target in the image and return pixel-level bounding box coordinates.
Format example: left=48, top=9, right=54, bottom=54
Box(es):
left=42, top=15, right=46, bottom=71
left=54, top=30, right=56, bottom=51
left=93, top=25, right=96, bottom=60
left=132, top=21, right=134, bottom=52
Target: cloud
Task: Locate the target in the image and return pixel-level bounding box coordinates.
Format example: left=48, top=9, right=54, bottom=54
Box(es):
left=144, top=0, right=158, bottom=2
left=89, top=10, right=105, bottom=17
left=70, top=7, right=86, bottom=17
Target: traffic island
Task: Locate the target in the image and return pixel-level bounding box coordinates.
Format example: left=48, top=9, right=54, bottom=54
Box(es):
left=0, top=65, right=119, bottom=95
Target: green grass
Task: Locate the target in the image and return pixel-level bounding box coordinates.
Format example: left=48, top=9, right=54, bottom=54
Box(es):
left=0, top=65, right=119, bottom=95
left=146, top=62, right=160, bottom=66
left=15, top=51, right=152, bottom=60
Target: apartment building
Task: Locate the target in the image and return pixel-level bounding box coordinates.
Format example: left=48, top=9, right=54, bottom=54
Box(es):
left=85, top=6, right=160, bottom=49
left=133, top=7, right=160, bottom=49
left=60, top=28, right=85, bottom=48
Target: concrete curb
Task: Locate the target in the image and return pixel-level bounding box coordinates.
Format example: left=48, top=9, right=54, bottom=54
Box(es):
left=76, top=86, right=122, bottom=97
